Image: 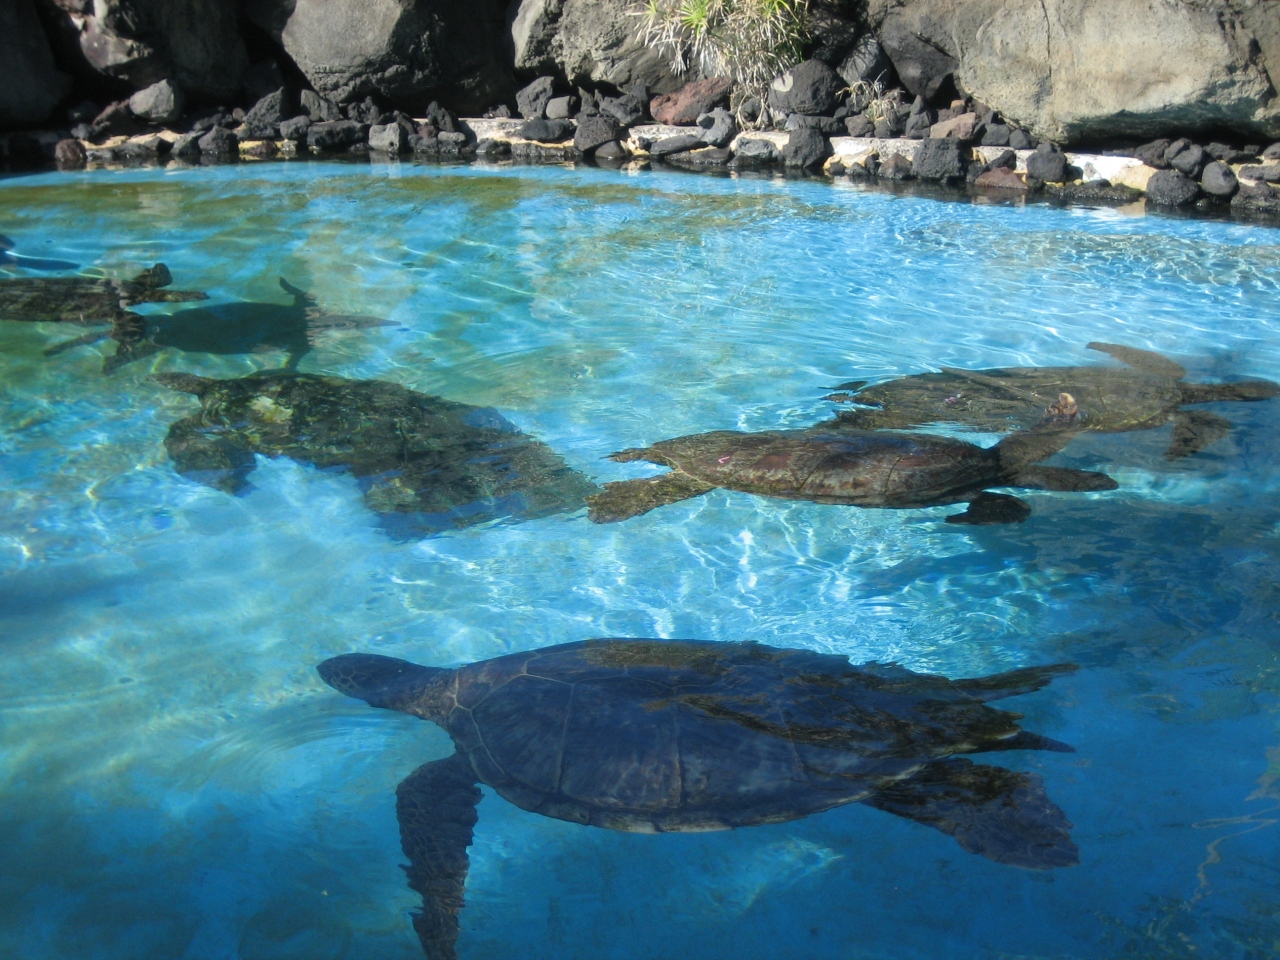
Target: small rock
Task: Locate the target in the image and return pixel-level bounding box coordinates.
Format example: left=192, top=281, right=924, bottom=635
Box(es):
left=594, top=140, right=630, bottom=161
left=913, top=138, right=968, bottom=181
left=650, top=78, right=733, bottom=125
left=518, top=118, right=573, bottom=143
left=1199, top=161, right=1238, bottom=198
left=198, top=126, right=238, bottom=156
left=128, top=80, right=184, bottom=124
left=423, top=102, right=459, bottom=134
left=1145, top=169, right=1201, bottom=206
left=739, top=98, right=762, bottom=124
left=973, top=167, right=1029, bottom=191
left=650, top=134, right=706, bottom=157
left=768, top=60, right=844, bottom=116
left=54, top=139, right=87, bottom=170
left=279, top=116, right=311, bottom=142
left=172, top=132, right=201, bottom=159
left=437, top=131, right=470, bottom=155
left=577, top=88, right=599, bottom=117
left=1025, top=142, right=1067, bottom=182
left=874, top=114, right=904, bottom=139
left=369, top=123, right=407, bottom=154
left=1133, top=138, right=1172, bottom=168
left=599, top=94, right=645, bottom=126
left=1205, top=142, right=1254, bottom=164
left=1045, top=181, right=1142, bottom=204
left=698, top=107, right=737, bottom=147
left=980, top=123, right=1010, bottom=147
left=733, top=138, right=781, bottom=163
left=1167, top=142, right=1206, bottom=178
left=1008, top=128, right=1035, bottom=150
left=306, top=120, right=364, bottom=153
left=546, top=96, right=577, bottom=120
left=845, top=115, right=874, bottom=137
left=301, top=91, right=341, bottom=123
left=903, top=111, right=933, bottom=139
left=241, top=140, right=277, bottom=159
left=483, top=105, right=513, bottom=119
left=783, top=127, right=830, bottom=168
left=238, top=88, right=289, bottom=140
left=1236, top=179, right=1275, bottom=200
left=92, top=100, right=144, bottom=139
left=517, top=77, right=556, bottom=119
left=474, top=139, right=511, bottom=158
left=1261, top=142, right=1280, bottom=161
left=344, top=97, right=381, bottom=124
left=827, top=160, right=847, bottom=176
left=667, top=146, right=732, bottom=165
left=1238, top=163, right=1280, bottom=183
left=987, top=148, right=1017, bottom=170
left=574, top=116, right=623, bottom=152
left=785, top=114, right=844, bottom=136
left=878, top=152, right=914, bottom=180
left=930, top=113, right=979, bottom=141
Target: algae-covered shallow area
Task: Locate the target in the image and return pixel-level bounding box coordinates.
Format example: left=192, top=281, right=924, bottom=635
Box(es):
left=3, top=161, right=1280, bottom=959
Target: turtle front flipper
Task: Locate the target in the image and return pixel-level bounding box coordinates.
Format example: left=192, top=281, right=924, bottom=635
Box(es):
left=1086, top=342, right=1186, bottom=379
left=162, top=416, right=258, bottom=494
left=396, top=754, right=482, bottom=960
left=42, top=329, right=111, bottom=356
left=1165, top=410, right=1232, bottom=460
left=945, top=492, right=1031, bottom=525
left=860, top=757, right=1078, bottom=869
left=586, top=472, right=715, bottom=523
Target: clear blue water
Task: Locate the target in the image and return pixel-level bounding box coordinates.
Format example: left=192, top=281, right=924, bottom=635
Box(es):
left=3, top=160, right=1280, bottom=959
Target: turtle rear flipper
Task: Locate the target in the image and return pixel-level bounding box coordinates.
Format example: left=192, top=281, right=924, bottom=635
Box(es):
left=1165, top=410, right=1232, bottom=460
left=860, top=757, right=1078, bottom=869
left=1086, top=342, right=1186, bottom=379
left=954, top=662, right=1078, bottom=701
left=946, top=492, right=1030, bottom=525
left=43, top=329, right=111, bottom=356
left=103, top=339, right=161, bottom=373
left=397, top=754, right=482, bottom=960
left=1007, top=465, right=1118, bottom=492
left=587, top=472, right=715, bottom=523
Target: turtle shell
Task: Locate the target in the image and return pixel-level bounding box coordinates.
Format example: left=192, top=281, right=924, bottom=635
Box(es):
left=852, top=366, right=1181, bottom=433
left=652, top=429, right=998, bottom=507
left=0, top=277, right=133, bottom=325
left=442, top=638, right=1025, bottom=832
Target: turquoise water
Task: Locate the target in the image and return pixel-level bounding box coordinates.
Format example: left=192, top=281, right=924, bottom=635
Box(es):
left=2, top=160, right=1280, bottom=959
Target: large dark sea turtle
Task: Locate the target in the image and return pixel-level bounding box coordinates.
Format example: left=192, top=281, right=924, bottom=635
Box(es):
left=1, top=263, right=208, bottom=371
left=588, top=394, right=1115, bottom=525
left=822, top=342, right=1280, bottom=461
left=154, top=371, right=596, bottom=534
left=319, top=638, right=1079, bottom=960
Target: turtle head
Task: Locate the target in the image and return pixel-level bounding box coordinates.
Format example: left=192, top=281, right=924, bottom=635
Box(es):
left=132, top=263, right=172, bottom=289
left=318, top=653, right=452, bottom=722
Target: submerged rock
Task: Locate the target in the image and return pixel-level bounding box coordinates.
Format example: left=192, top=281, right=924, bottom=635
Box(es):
left=153, top=371, right=598, bottom=534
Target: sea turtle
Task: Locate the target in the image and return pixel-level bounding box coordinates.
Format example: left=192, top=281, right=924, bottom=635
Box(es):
left=154, top=371, right=596, bottom=535
left=0, top=262, right=208, bottom=366
left=588, top=394, right=1115, bottom=525
left=99, top=277, right=395, bottom=373
left=821, top=342, right=1280, bottom=461
left=319, top=637, right=1080, bottom=960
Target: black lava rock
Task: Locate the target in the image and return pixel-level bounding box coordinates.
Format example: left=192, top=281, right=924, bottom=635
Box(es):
left=1025, top=142, right=1067, bottom=182
left=698, top=107, right=738, bottom=147
left=785, top=114, right=844, bottom=136
left=239, top=89, right=288, bottom=140
left=306, top=120, right=364, bottom=153
left=980, top=123, right=1011, bottom=147
left=517, top=77, right=555, bottom=119
left=301, top=91, right=341, bottom=123
left=733, top=138, right=781, bottom=163
left=650, top=134, right=705, bottom=157
left=594, top=140, right=629, bottom=161
left=600, top=94, right=645, bottom=127
left=574, top=116, right=623, bottom=152
left=197, top=126, right=238, bottom=156
left=903, top=111, right=934, bottom=139
left=1145, top=169, right=1201, bottom=206
left=769, top=59, right=844, bottom=116
left=782, top=127, right=830, bottom=168
left=1167, top=141, right=1206, bottom=177
left=1008, top=128, right=1035, bottom=150
left=519, top=118, right=573, bottom=143
left=913, top=138, right=968, bottom=181
left=845, top=115, right=874, bottom=137
left=878, top=152, right=914, bottom=180
left=1200, top=161, right=1238, bottom=198
left=1133, top=138, right=1172, bottom=168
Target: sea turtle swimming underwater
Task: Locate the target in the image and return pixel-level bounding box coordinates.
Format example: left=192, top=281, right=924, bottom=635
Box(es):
left=821, top=342, right=1280, bottom=461
left=319, top=638, right=1080, bottom=960
left=588, top=394, right=1115, bottom=525
left=154, top=371, right=596, bottom=534
left=0, top=264, right=207, bottom=361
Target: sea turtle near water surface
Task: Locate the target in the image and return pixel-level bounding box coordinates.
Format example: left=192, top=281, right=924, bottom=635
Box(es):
left=588, top=394, right=1115, bottom=526
left=0, top=263, right=207, bottom=360
left=319, top=637, right=1079, bottom=960
left=821, top=342, right=1280, bottom=461
left=154, top=370, right=596, bottom=535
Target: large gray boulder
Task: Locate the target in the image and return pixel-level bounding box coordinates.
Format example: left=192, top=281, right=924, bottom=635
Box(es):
left=867, top=0, right=1280, bottom=143
left=1, top=0, right=71, bottom=125
left=247, top=0, right=512, bottom=114
left=510, top=0, right=687, bottom=93
left=48, top=0, right=247, bottom=101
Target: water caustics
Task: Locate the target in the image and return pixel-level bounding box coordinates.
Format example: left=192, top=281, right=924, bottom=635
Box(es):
left=1, top=161, right=1280, bottom=960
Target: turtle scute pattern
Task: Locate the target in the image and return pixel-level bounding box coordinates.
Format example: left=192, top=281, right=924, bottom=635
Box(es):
left=153, top=370, right=596, bottom=534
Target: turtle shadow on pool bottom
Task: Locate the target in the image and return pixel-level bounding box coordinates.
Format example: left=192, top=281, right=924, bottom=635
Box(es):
left=319, top=638, right=1079, bottom=960
left=821, top=342, right=1280, bottom=462
left=154, top=371, right=597, bottom=536
left=588, top=394, right=1116, bottom=526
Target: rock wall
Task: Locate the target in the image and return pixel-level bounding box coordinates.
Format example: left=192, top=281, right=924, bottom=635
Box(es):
left=2, top=0, right=71, bottom=125
left=868, top=0, right=1280, bottom=143
left=509, top=0, right=688, bottom=93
